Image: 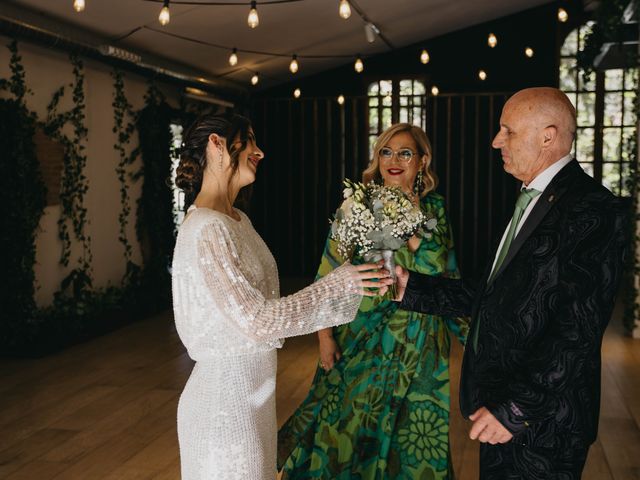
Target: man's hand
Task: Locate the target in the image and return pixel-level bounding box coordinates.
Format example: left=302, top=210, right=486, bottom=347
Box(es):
left=468, top=407, right=513, bottom=444
left=379, top=266, right=409, bottom=301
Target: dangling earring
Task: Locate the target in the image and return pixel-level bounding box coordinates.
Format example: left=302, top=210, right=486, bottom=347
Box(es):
left=217, top=146, right=223, bottom=171
left=413, top=169, right=425, bottom=196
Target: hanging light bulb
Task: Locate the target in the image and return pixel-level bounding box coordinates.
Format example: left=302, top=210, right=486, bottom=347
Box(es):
left=293, top=88, right=301, bottom=98
left=525, top=47, right=534, bottom=58
left=431, top=85, right=439, bottom=96
left=248, top=1, right=259, bottom=28
left=73, top=0, right=85, bottom=12
left=229, top=48, right=238, bottom=66
left=159, top=0, right=170, bottom=26
left=478, top=70, right=487, bottom=81
left=338, top=0, right=351, bottom=19
left=289, top=55, right=299, bottom=74
left=251, top=72, right=259, bottom=85
left=487, top=33, right=497, bottom=48
left=354, top=56, right=364, bottom=73
left=557, top=7, right=568, bottom=22
left=337, top=95, right=345, bottom=105
left=420, top=49, right=430, bottom=65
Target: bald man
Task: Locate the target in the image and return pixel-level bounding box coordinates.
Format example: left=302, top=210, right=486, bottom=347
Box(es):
left=393, top=88, right=628, bottom=479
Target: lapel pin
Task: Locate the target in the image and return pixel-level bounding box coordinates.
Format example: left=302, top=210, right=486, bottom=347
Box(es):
left=548, top=194, right=555, bottom=203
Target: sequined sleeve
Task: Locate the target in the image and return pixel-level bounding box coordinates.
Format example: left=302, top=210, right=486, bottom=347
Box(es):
left=196, top=219, right=364, bottom=342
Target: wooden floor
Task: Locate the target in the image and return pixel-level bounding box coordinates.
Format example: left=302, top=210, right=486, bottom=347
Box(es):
left=1, top=311, right=640, bottom=479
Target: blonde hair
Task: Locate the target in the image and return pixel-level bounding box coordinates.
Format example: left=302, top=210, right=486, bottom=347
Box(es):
left=362, top=123, right=438, bottom=197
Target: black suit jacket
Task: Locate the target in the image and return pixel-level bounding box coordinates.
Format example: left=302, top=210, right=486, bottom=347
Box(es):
left=400, top=160, right=628, bottom=448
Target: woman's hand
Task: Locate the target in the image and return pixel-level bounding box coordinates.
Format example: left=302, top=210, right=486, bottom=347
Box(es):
left=351, top=262, right=393, bottom=297
left=318, top=332, right=341, bottom=371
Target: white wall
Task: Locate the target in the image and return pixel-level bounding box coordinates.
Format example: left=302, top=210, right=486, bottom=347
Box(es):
left=0, top=36, right=181, bottom=307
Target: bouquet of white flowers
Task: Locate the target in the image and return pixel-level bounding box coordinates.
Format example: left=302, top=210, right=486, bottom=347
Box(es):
left=331, top=179, right=426, bottom=295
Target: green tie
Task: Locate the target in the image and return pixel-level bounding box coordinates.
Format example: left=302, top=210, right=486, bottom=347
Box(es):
left=471, top=187, right=541, bottom=352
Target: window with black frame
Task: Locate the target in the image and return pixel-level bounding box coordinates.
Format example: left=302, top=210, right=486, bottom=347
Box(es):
left=367, top=79, right=427, bottom=158
left=560, top=22, right=639, bottom=196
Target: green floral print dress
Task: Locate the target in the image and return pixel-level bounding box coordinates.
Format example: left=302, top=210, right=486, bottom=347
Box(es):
left=278, top=191, right=469, bottom=480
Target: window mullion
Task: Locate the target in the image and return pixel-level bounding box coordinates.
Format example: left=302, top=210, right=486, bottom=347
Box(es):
left=392, top=80, right=399, bottom=124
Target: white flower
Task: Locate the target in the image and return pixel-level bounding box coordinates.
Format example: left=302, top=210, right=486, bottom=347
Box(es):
left=426, top=218, right=438, bottom=230
left=331, top=179, right=425, bottom=259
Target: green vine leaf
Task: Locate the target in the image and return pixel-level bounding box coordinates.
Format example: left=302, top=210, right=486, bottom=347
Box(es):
left=111, top=68, right=141, bottom=275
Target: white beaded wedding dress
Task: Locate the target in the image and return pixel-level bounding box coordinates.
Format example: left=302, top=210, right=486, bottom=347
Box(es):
left=171, top=206, right=363, bottom=480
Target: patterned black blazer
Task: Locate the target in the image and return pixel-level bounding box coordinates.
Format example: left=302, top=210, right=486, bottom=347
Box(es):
left=400, top=160, right=628, bottom=449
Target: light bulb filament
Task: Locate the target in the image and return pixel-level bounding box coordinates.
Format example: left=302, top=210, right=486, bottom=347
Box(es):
left=248, top=1, right=259, bottom=28
left=339, top=0, right=351, bottom=19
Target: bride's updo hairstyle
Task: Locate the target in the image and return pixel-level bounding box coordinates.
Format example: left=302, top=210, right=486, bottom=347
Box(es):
left=175, top=113, right=252, bottom=205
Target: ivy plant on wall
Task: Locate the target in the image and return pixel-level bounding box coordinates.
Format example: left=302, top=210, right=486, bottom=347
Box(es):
left=112, top=68, right=141, bottom=286
left=43, top=53, right=93, bottom=302
left=0, top=41, right=46, bottom=345
left=0, top=42, right=179, bottom=356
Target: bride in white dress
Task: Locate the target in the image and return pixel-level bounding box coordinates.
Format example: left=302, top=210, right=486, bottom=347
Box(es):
left=171, top=114, right=389, bottom=480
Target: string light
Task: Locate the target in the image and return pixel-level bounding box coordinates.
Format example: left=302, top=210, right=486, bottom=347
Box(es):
left=229, top=48, right=238, bottom=66
left=248, top=1, right=259, bottom=28
left=159, top=0, right=170, bottom=26
left=289, top=55, right=299, bottom=74
left=293, top=88, right=301, bottom=98
left=525, top=47, right=534, bottom=58
left=487, top=33, right=497, bottom=48
left=337, top=95, right=345, bottom=105
left=251, top=72, right=259, bottom=85
left=420, top=49, right=430, bottom=64
left=354, top=56, right=364, bottom=73
left=73, top=0, right=85, bottom=12
left=431, top=86, right=439, bottom=96
left=338, top=0, right=351, bottom=19
left=557, top=7, right=568, bottom=22
left=478, top=70, right=487, bottom=81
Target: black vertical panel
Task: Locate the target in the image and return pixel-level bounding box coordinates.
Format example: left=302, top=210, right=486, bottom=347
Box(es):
left=311, top=100, right=321, bottom=270
left=287, top=101, right=294, bottom=274
left=339, top=102, right=346, bottom=182
left=298, top=100, right=305, bottom=273
left=358, top=98, right=370, bottom=173
left=487, top=96, right=495, bottom=254
left=458, top=97, right=466, bottom=271
left=446, top=96, right=453, bottom=203
left=325, top=99, right=333, bottom=228
left=261, top=102, right=269, bottom=230
left=473, top=95, right=481, bottom=274
left=349, top=98, right=359, bottom=181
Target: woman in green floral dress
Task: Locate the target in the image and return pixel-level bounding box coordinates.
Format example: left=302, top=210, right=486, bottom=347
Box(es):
left=278, top=123, right=469, bottom=479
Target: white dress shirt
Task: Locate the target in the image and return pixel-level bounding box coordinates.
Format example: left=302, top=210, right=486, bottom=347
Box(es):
left=489, top=154, right=574, bottom=277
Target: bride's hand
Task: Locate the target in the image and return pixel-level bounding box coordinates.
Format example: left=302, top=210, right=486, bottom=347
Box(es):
left=351, top=262, right=393, bottom=297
